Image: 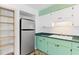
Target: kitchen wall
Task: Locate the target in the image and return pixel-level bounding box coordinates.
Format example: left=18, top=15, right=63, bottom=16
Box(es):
left=37, top=4, right=79, bottom=36
left=0, top=4, right=38, bottom=55
left=1, top=4, right=79, bottom=54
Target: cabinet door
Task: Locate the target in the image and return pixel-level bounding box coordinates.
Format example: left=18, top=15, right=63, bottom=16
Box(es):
left=47, top=38, right=58, bottom=55
left=72, top=42, right=79, bottom=55
left=36, top=36, right=48, bottom=53
left=41, top=37, right=48, bottom=53
left=48, top=38, right=71, bottom=55
left=55, top=39, right=71, bottom=55
left=36, top=36, right=43, bottom=51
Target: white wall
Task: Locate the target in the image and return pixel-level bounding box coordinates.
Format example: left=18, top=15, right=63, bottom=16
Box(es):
left=0, top=4, right=38, bottom=55
left=37, top=5, right=79, bottom=36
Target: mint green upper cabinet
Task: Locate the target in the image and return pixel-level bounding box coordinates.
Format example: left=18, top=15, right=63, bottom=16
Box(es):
left=72, top=42, right=79, bottom=55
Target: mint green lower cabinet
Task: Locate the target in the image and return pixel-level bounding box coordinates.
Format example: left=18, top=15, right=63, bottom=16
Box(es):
left=36, top=36, right=43, bottom=51
left=54, top=45, right=71, bottom=55
left=72, top=42, right=79, bottom=55
left=36, top=36, right=48, bottom=53
left=72, top=48, right=79, bottom=55
left=48, top=46, right=71, bottom=55
left=55, top=39, right=72, bottom=55
left=41, top=37, right=48, bottom=53
left=47, top=38, right=57, bottom=55
left=48, top=38, right=71, bottom=55
left=36, top=35, right=79, bottom=55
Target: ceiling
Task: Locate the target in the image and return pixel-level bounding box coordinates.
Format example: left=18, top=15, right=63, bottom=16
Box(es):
left=27, top=4, right=52, bottom=11
left=27, top=4, right=75, bottom=16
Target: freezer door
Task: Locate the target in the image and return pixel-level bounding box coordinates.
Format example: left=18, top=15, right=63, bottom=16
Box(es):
left=21, top=31, right=35, bottom=55
left=21, top=19, right=35, bottom=29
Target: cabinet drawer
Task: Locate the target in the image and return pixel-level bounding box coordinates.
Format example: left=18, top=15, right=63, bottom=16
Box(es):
left=47, top=38, right=71, bottom=55
left=55, top=39, right=71, bottom=48
left=72, top=48, right=79, bottom=55
left=48, top=38, right=71, bottom=48
left=72, top=42, right=79, bottom=49
left=47, top=38, right=56, bottom=44
left=72, top=42, right=79, bottom=55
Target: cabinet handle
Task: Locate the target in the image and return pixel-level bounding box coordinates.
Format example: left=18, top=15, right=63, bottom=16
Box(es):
left=43, top=39, right=45, bottom=40
left=47, top=50, right=48, bottom=52
left=55, top=44, right=59, bottom=47
left=40, top=40, right=42, bottom=42
left=72, top=14, right=74, bottom=16
left=72, top=23, right=74, bottom=26
left=70, top=49, right=72, bottom=52
left=72, top=7, right=74, bottom=10
left=77, top=46, right=79, bottom=48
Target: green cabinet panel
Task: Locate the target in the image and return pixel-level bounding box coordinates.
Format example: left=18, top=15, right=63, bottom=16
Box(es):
left=72, top=42, right=79, bottom=55
left=55, top=39, right=72, bottom=48
left=48, top=38, right=58, bottom=55
left=36, top=36, right=43, bottom=50
left=36, top=35, right=79, bottom=55
left=48, top=45, right=71, bottom=55
left=48, top=38, right=71, bottom=55
left=41, top=37, right=48, bottom=53
left=56, top=48, right=71, bottom=55
left=72, top=48, right=79, bottom=55
left=36, top=36, right=48, bottom=53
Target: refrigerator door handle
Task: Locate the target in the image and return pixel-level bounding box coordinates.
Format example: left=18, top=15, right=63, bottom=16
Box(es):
left=21, top=29, right=35, bottom=31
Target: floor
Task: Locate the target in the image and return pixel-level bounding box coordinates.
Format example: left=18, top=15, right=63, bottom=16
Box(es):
left=6, top=52, right=14, bottom=55
left=30, top=49, right=47, bottom=55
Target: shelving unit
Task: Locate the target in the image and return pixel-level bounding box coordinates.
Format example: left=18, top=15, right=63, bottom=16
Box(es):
left=0, top=7, right=15, bottom=55
left=0, top=22, right=14, bottom=24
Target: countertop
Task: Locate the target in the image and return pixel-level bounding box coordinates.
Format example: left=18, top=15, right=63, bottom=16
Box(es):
left=36, top=32, right=79, bottom=43
left=36, top=32, right=79, bottom=37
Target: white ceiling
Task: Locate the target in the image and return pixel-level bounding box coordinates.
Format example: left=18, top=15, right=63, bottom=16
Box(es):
left=27, top=4, right=52, bottom=11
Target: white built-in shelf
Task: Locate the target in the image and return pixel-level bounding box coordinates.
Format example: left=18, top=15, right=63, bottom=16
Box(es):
left=0, top=22, right=14, bottom=24
left=0, top=7, right=15, bottom=55
left=0, top=15, right=14, bottom=18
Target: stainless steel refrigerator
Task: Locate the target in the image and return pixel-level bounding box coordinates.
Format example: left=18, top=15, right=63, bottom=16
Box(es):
left=20, top=18, right=35, bottom=55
